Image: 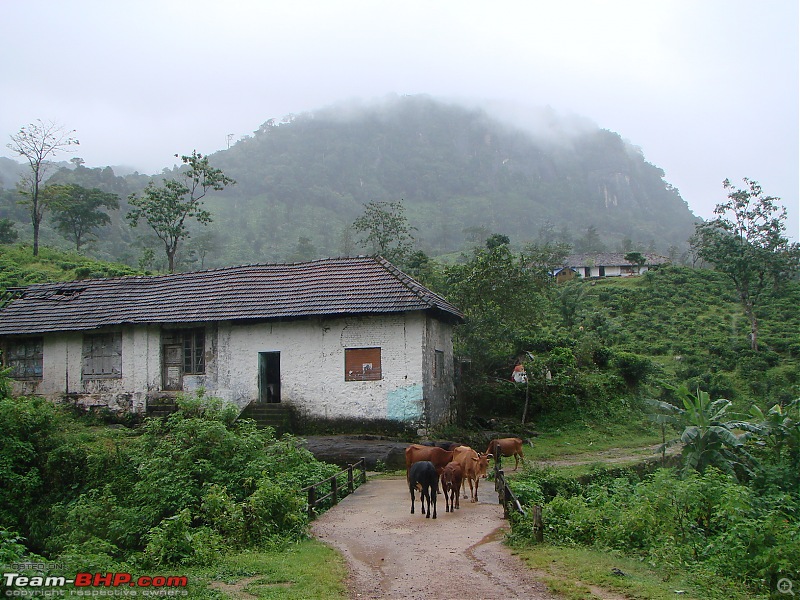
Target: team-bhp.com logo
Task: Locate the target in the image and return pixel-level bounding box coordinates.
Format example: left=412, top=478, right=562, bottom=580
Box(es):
left=3, top=572, right=188, bottom=597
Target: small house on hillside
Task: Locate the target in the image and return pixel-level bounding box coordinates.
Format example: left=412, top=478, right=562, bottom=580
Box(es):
left=0, top=256, right=464, bottom=427
left=553, top=253, right=670, bottom=282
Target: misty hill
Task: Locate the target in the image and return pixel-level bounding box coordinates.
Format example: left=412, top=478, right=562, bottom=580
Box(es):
left=1, top=96, right=699, bottom=269
left=203, top=95, right=698, bottom=265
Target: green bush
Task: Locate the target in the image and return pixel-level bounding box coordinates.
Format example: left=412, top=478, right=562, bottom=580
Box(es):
left=510, top=467, right=800, bottom=595
left=143, top=508, right=225, bottom=567
left=1, top=392, right=343, bottom=566
left=611, top=351, right=652, bottom=386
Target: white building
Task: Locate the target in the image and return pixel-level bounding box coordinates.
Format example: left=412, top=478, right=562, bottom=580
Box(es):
left=0, top=257, right=464, bottom=427
left=553, top=253, right=671, bottom=281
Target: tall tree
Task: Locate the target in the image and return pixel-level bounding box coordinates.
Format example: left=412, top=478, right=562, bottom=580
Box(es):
left=0, top=219, right=18, bottom=244
left=43, top=184, right=120, bottom=251
left=352, top=200, right=416, bottom=265
left=691, top=178, right=800, bottom=351
left=6, top=120, right=79, bottom=256
left=126, top=151, right=234, bottom=272
left=575, top=225, right=606, bottom=253
left=444, top=242, right=546, bottom=372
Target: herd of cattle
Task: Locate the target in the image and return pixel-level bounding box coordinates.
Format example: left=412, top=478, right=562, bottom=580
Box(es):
left=405, top=437, right=525, bottom=520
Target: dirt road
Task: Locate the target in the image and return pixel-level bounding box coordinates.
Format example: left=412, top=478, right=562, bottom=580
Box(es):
left=311, top=476, right=556, bottom=600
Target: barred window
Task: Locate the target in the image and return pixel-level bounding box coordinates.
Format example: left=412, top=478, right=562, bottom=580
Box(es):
left=5, top=337, right=43, bottom=379
left=82, top=333, right=122, bottom=379
left=345, top=347, right=382, bottom=381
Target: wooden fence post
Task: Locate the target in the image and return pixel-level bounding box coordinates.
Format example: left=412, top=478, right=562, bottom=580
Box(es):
left=331, top=475, right=338, bottom=505
left=307, top=486, right=316, bottom=519
left=347, top=464, right=354, bottom=493
left=532, top=505, right=543, bottom=542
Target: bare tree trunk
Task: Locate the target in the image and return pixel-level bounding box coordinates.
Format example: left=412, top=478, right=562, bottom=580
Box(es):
left=745, top=301, right=758, bottom=351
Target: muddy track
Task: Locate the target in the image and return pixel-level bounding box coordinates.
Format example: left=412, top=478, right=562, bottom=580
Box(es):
left=310, top=477, right=556, bottom=600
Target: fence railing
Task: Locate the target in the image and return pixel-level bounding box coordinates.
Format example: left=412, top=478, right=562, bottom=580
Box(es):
left=300, top=457, right=367, bottom=520
left=492, top=447, right=543, bottom=542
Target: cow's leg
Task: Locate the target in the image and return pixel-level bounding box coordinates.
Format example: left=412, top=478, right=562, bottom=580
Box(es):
left=473, top=478, right=479, bottom=502
left=410, top=487, right=415, bottom=514
left=430, top=484, right=437, bottom=519
left=460, top=478, right=468, bottom=500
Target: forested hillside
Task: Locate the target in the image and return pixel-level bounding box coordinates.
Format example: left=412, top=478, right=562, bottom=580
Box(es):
left=0, top=96, right=699, bottom=270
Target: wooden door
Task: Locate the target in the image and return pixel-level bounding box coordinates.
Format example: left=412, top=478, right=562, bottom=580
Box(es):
left=162, top=344, right=183, bottom=391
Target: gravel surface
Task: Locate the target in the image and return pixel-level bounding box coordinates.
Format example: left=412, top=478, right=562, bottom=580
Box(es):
left=311, top=477, right=557, bottom=600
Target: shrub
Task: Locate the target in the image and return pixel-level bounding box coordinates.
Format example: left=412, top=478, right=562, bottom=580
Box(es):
left=143, top=509, right=225, bottom=567
left=611, top=351, right=652, bottom=386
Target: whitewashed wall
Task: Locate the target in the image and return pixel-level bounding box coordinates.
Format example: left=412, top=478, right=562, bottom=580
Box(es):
left=13, top=313, right=455, bottom=425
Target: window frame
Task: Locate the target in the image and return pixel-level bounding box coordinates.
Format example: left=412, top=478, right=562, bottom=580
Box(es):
left=4, top=337, right=44, bottom=380
left=182, top=328, right=205, bottom=374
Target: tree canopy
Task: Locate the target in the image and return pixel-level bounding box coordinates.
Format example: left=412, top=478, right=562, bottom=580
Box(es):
left=126, top=151, right=234, bottom=272
left=43, top=184, right=119, bottom=250
left=691, top=178, right=800, bottom=350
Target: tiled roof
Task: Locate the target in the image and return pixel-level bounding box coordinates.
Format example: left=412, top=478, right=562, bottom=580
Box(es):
left=563, top=253, right=671, bottom=268
left=0, top=256, right=464, bottom=335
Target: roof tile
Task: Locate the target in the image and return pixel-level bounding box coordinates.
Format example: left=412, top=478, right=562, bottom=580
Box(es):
left=0, top=256, right=464, bottom=335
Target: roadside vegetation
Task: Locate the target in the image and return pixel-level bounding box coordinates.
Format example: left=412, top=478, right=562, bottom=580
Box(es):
left=0, top=390, right=352, bottom=597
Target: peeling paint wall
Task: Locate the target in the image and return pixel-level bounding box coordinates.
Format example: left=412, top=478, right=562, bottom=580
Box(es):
left=9, top=313, right=455, bottom=426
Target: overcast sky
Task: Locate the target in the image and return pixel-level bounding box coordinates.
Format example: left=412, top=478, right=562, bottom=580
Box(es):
left=2, top=0, right=798, bottom=239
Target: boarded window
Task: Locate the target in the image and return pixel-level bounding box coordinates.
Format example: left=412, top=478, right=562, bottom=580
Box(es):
left=5, top=337, right=43, bottom=379
left=82, top=332, right=122, bottom=379
left=345, top=347, right=382, bottom=381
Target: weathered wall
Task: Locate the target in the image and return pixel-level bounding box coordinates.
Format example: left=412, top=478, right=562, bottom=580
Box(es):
left=10, top=313, right=454, bottom=426
left=215, top=313, right=431, bottom=423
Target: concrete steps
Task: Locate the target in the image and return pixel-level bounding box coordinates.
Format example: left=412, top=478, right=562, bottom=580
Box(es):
left=239, top=401, right=293, bottom=431
left=146, top=396, right=178, bottom=418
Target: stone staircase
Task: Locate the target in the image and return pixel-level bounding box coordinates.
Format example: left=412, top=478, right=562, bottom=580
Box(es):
left=238, top=401, right=293, bottom=431
left=146, top=396, right=179, bottom=418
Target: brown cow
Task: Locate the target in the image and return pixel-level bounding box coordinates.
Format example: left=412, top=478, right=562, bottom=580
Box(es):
left=485, top=437, right=525, bottom=471
left=452, top=445, right=489, bottom=502
left=405, top=444, right=454, bottom=480
left=440, top=461, right=463, bottom=512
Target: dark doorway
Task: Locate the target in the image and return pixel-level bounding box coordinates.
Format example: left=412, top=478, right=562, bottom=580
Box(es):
left=258, top=352, right=281, bottom=403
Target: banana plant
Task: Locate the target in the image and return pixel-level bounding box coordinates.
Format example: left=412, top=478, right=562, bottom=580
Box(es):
left=648, top=385, right=755, bottom=480
left=748, top=399, right=800, bottom=469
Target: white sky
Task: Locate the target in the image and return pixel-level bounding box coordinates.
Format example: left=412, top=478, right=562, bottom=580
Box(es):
left=2, top=0, right=798, bottom=239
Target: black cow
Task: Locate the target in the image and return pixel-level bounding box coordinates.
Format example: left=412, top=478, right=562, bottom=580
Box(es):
left=408, top=460, right=438, bottom=519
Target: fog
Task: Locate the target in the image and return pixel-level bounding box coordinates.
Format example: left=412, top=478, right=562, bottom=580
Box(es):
left=1, top=0, right=797, bottom=238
